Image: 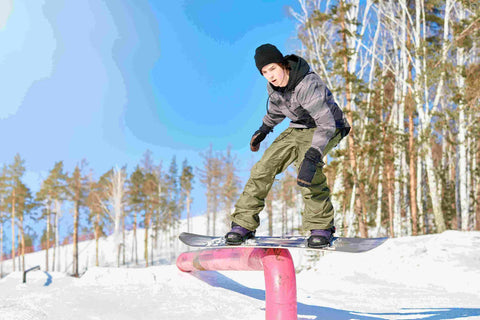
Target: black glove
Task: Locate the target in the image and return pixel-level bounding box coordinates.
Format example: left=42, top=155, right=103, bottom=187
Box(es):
left=297, top=147, right=324, bottom=187
left=250, top=123, right=272, bottom=152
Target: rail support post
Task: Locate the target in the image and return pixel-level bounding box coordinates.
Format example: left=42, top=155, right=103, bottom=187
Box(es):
left=177, top=247, right=297, bottom=320
left=23, top=265, right=41, bottom=283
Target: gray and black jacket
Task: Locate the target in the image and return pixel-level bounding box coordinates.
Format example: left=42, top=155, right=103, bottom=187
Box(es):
left=262, top=55, right=350, bottom=155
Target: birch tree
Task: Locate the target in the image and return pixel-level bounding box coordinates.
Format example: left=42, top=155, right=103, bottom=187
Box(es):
left=36, top=185, right=53, bottom=271
left=221, top=146, right=240, bottom=230
left=98, top=167, right=127, bottom=267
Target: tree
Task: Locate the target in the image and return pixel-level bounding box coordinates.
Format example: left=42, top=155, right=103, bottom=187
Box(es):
left=292, top=0, right=371, bottom=237
left=50, top=162, right=68, bottom=271
left=5, top=154, right=26, bottom=271
left=162, top=156, right=182, bottom=260
left=289, top=0, right=480, bottom=237
left=180, top=159, right=194, bottom=232
left=86, top=173, right=108, bottom=266
left=143, top=170, right=158, bottom=267
left=96, top=166, right=127, bottom=267
left=67, top=161, right=89, bottom=277
left=127, top=165, right=145, bottom=265
left=16, top=181, right=35, bottom=272
left=198, top=146, right=214, bottom=235
left=198, top=145, right=223, bottom=235
left=220, top=146, right=240, bottom=230
left=0, top=165, right=8, bottom=277
left=36, top=161, right=68, bottom=271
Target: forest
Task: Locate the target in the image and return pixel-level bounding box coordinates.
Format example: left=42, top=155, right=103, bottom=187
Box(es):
left=289, top=0, right=480, bottom=237
left=1, top=0, right=479, bottom=276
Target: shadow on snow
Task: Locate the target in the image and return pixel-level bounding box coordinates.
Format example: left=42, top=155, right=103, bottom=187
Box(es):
left=191, top=271, right=480, bottom=320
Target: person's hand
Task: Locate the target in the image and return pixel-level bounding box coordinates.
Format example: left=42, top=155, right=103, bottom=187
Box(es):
left=250, top=123, right=272, bottom=152
left=297, top=147, right=324, bottom=187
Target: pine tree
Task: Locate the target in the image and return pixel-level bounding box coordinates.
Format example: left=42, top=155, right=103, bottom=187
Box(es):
left=165, top=156, right=181, bottom=250
left=180, top=159, right=194, bottom=232
left=67, top=161, right=89, bottom=276
left=6, top=154, right=26, bottom=271
left=143, top=170, right=158, bottom=267
left=16, top=180, right=34, bottom=272
left=86, top=172, right=110, bottom=267
left=127, top=165, right=145, bottom=265
left=36, top=161, right=68, bottom=271
left=0, top=165, right=8, bottom=277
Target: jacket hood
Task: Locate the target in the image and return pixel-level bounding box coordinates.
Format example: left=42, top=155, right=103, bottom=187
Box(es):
left=270, top=54, right=311, bottom=92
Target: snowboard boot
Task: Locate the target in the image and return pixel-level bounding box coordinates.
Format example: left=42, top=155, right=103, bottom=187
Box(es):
left=225, top=222, right=256, bottom=245
left=307, top=227, right=335, bottom=248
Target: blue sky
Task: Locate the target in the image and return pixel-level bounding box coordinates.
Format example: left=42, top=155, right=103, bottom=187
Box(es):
left=0, top=0, right=301, bottom=243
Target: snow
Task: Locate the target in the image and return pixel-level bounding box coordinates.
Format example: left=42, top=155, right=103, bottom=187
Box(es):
left=1, top=216, right=480, bottom=319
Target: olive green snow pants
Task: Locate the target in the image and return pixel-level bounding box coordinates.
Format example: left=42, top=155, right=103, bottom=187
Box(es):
left=231, top=127, right=344, bottom=232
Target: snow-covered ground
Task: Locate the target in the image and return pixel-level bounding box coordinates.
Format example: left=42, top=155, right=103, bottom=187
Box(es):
left=1, top=214, right=480, bottom=320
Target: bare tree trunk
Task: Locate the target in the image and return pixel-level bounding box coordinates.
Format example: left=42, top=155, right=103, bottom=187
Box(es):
left=346, top=184, right=356, bottom=237
left=144, top=210, right=150, bottom=267
left=20, top=216, right=25, bottom=272
left=424, top=146, right=446, bottom=232
left=476, top=140, right=480, bottom=230
left=16, top=232, right=20, bottom=271
left=387, top=162, right=394, bottom=237
left=122, top=213, right=126, bottom=266
left=266, top=191, right=273, bottom=236
left=341, top=13, right=366, bottom=238
left=0, top=218, right=3, bottom=279
left=409, top=110, right=418, bottom=235
left=73, top=203, right=79, bottom=276
left=0, top=214, right=3, bottom=277
left=206, top=207, right=210, bottom=236
left=186, top=190, right=192, bottom=233
left=332, top=151, right=346, bottom=236
left=133, top=212, right=138, bottom=264
left=54, top=200, right=61, bottom=272
left=46, top=203, right=50, bottom=271
left=95, top=211, right=100, bottom=266
left=416, top=153, right=425, bottom=234
left=52, top=212, right=56, bottom=272
left=411, top=0, right=446, bottom=233
left=11, top=189, right=15, bottom=271
left=455, top=5, right=469, bottom=231
left=112, top=167, right=126, bottom=267
left=212, top=198, right=217, bottom=236
left=374, top=151, right=384, bottom=237
left=403, top=152, right=412, bottom=236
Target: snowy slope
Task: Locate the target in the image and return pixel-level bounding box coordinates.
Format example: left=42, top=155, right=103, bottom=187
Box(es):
left=1, top=215, right=480, bottom=319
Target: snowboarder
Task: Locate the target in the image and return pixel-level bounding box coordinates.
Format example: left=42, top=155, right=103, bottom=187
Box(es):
left=226, top=43, right=350, bottom=248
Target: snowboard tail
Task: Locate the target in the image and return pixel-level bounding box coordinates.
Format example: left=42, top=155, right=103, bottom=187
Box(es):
left=179, top=232, right=387, bottom=253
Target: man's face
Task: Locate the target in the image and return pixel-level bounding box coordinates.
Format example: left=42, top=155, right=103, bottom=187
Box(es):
left=261, top=63, right=289, bottom=87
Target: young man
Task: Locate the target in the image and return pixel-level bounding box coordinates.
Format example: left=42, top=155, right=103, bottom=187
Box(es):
left=226, top=44, right=350, bottom=248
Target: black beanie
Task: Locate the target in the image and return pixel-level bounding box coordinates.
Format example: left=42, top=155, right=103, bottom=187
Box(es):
left=254, top=44, right=284, bottom=74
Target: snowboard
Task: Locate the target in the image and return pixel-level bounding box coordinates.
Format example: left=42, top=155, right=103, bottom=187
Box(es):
left=179, top=232, right=387, bottom=253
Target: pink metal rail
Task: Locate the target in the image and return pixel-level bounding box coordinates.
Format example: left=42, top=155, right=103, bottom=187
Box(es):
left=177, top=247, right=297, bottom=320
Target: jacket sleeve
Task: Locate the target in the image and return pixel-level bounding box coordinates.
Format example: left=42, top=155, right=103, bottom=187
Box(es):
left=262, top=98, right=286, bottom=128
left=296, top=79, right=336, bottom=155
